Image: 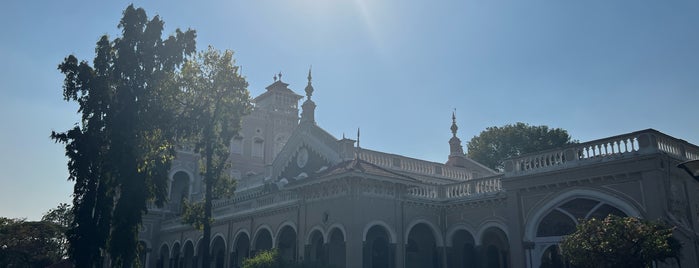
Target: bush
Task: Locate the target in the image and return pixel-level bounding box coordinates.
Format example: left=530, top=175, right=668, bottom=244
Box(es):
left=560, top=215, right=681, bottom=268
left=242, top=249, right=334, bottom=268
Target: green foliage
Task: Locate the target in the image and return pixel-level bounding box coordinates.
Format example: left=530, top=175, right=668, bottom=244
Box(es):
left=0, top=218, right=64, bottom=268
left=241, top=250, right=333, bottom=268
left=52, top=4, right=196, bottom=267
left=560, top=215, right=681, bottom=268
left=243, top=250, right=282, bottom=268
left=466, top=122, right=574, bottom=171
left=177, top=46, right=251, bottom=268
left=41, top=203, right=72, bottom=259
left=180, top=199, right=209, bottom=231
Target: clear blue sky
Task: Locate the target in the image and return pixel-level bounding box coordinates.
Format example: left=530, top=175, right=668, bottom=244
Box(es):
left=1, top=0, right=697, bottom=220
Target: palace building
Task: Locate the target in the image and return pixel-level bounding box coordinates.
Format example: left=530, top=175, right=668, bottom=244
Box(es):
left=138, top=71, right=699, bottom=268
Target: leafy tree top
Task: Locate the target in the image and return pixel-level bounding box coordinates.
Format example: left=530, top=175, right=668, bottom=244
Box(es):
left=560, top=215, right=681, bottom=268
left=466, top=122, right=574, bottom=171
left=52, top=4, right=196, bottom=267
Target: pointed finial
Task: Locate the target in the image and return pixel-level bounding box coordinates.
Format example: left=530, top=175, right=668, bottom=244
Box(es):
left=307, top=65, right=312, bottom=82
left=450, top=110, right=458, bottom=137
left=305, top=65, right=314, bottom=99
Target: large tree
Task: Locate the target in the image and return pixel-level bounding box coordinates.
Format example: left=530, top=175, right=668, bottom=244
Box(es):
left=466, top=122, right=574, bottom=171
left=560, top=215, right=681, bottom=268
left=41, top=203, right=72, bottom=259
left=52, top=5, right=196, bottom=267
left=0, top=218, right=64, bottom=268
left=178, top=46, right=251, bottom=268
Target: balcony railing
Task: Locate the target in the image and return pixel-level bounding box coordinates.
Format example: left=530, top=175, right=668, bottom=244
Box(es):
left=503, top=129, right=699, bottom=175
left=405, top=175, right=504, bottom=200
left=359, top=150, right=473, bottom=180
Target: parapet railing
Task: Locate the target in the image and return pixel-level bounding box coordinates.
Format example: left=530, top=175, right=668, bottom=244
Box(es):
left=503, top=129, right=699, bottom=175
left=359, top=150, right=473, bottom=180
left=161, top=188, right=299, bottom=229
left=405, top=175, right=503, bottom=200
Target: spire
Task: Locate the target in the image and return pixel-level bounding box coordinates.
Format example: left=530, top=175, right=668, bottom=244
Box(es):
left=300, top=67, right=317, bottom=124
left=305, top=66, right=314, bottom=100
left=449, top=111, right=464, bottom=156
left=450, top=111, right=460, bottom=139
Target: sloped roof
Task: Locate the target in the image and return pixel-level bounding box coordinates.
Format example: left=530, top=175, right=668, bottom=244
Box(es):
left=317, top=157, right=422, bottom=182
left=254, top=80, right=303, bottom=101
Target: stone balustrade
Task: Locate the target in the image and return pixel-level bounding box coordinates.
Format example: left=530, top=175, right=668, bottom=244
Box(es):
left=504, top=129, right=699, bottom=175
left=359, top=150, right=473, bottom=180
left=406, top=175, right=503, bottom=200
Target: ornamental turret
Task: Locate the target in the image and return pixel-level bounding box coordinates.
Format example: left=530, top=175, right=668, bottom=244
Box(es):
left=300, top=67, right=316, bottom=124
left=449, top=111, right=464, bottom=156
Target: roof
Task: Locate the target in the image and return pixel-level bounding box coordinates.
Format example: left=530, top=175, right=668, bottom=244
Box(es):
left=316, top=157, right=422, bottom=182
left=254, top=80, right=303, bottom=102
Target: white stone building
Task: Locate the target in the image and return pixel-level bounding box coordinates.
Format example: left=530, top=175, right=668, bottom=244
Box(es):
left=138, top=71, right=699, bottom=268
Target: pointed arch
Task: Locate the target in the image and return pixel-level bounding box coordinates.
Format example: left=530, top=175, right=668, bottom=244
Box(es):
left=524, top=188, right=643, bottom=240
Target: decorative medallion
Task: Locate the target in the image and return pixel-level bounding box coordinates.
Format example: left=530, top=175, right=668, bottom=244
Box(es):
left=297, top=148, right=309, bottom=168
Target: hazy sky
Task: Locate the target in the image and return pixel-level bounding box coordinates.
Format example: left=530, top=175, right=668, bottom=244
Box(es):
left=1, top=0, right=697, bottom=220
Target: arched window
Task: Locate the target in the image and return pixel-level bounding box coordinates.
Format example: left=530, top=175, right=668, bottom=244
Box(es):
left=170, top=171, right=190, bottom=213
left=533, top=198, right=629, bottom=268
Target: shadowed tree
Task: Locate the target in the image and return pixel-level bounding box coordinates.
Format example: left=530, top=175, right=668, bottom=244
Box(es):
left=560, top=215, right=682, bottom=268
left=466, top=122, right=574, bottom=171
left=41, top=203, right=72, bottom=259
left=52, top=5, right=196, bottom=267
left=178, top=46, right=251, bottom=268
left=0, top=218, right=64, bottom=268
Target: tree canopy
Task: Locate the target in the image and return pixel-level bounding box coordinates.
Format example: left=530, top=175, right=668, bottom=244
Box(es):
left=466, top=122, right=574, bottom=171
left=178, top=46, right=252, bottom=268
left=52, top=5, right=196, bottom=267
left=560, top=215, right=681, bottom=268
left=0, top=217, right=65, bottom=267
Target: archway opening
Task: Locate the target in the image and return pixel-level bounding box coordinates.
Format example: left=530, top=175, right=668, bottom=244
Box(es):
left=449, top=229, right=476, bottom=268
left=171, top=171, right=190, bottom=213
left=532, top=197, right=628, bottom=268
left=211, top=236, right=226, bottom=268
left=406, top=223, right=439, bottom=268
left=307, top=229, right=325, bottom=264
left=158, top=244, right=170, bottom=268
left=196, top=239, right=205, bottom=268
left=328, top=228, right=346, bottom=268
left=254, top=228, right=273, bottom=254
left=172, top=242, right=181, bottom=268
left=481, top=227, right=509, bottom=268
left=277, top=226, right=297, bottom=262
left=233, top=233, right=250, bottom=268
left=540, top=245, right=568, bottom=268
left=364, top=225, right=394, bottom=268
left=183, top=241, right=194, bottom=268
